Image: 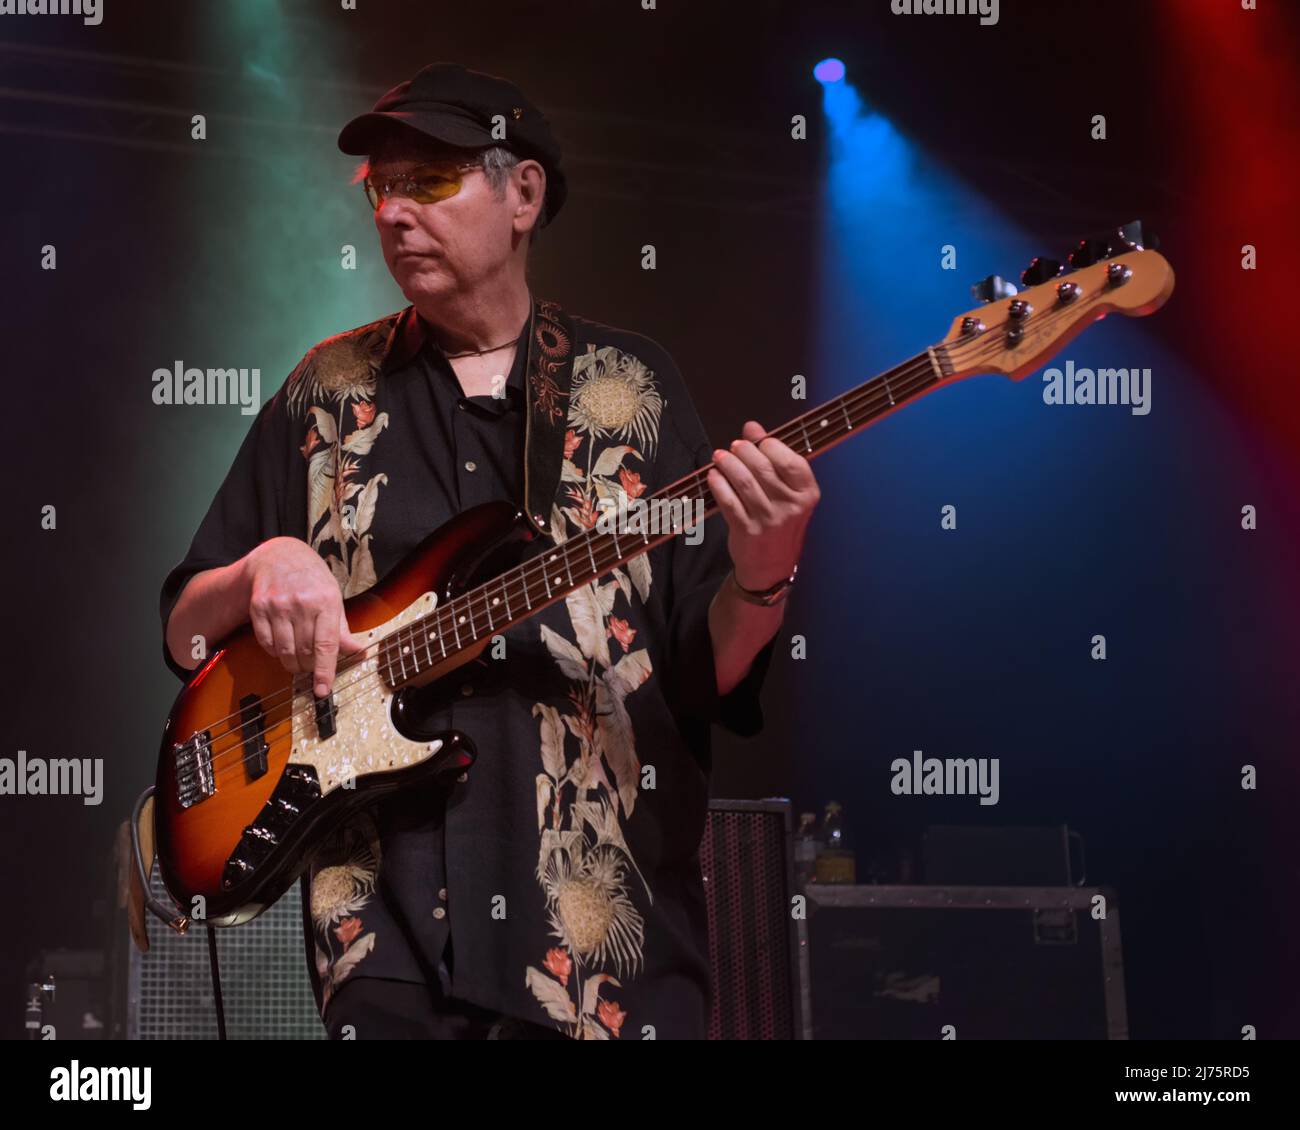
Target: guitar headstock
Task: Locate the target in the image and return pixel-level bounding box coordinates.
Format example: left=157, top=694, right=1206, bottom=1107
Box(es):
left=937, top=226, right=1175, bottom=382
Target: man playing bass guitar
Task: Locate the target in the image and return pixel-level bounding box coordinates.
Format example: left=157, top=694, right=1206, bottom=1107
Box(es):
left=160, top=62, right=819, bottom=1041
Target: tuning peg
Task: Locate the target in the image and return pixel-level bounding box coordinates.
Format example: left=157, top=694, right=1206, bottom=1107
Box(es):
left=1116, top=220, right=1159, bottom=252
left=1020, top=257, right=1065, bottom=287
left=971, top=274, right=1018, bottom=303
left=1068, top=238, right=1113, bottom=269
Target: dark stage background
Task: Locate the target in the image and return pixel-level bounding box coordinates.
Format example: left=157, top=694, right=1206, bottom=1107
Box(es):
left=3, top=0, right=1299, bottom=1040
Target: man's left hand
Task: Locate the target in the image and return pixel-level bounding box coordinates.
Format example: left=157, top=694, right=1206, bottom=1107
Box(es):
left=708, top=419, right=821, bottom=590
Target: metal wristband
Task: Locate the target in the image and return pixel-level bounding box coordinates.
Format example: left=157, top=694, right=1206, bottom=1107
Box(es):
left=728, top=564, right=798, bottom=606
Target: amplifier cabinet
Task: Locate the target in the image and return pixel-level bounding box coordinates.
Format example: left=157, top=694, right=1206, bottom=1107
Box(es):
left=702, top=799, right=811, bottom=1040
left=804, top=885, right=1127, bottom=1040
left=126, top=872, right=323, bottom=1040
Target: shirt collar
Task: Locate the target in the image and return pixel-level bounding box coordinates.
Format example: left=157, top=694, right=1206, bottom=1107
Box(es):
left=384, top=305, right=529, bottom=373
left=381, top=304, right=427, bottom=372
left=387, top=304, right=528, bottom=412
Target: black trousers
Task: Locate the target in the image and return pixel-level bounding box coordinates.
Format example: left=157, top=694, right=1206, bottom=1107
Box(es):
left=324, top=975, right=568, bottom=1040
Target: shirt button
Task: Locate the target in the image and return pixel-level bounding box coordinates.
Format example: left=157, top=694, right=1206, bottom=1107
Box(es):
left=457, top=771, right=468, bottom=784
left=464, top=460, right=477, bottom=472
left=457, top=400, right=467, bottom=411
left=438, top=888, right=448, bottom=901
left=432, top=907, right=446, bottom=920
left=460, top=683, right=474, bottom=697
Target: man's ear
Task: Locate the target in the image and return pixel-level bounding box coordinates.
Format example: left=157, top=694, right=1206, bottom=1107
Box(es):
left=513, top=160, right=547, bottom=235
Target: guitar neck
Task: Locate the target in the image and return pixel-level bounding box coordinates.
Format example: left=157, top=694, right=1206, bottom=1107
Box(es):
left=379, top=346, right=951, bottom=684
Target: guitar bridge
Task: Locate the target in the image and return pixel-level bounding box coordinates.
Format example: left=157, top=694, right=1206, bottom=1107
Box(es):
left=175, top=730, right=215, bottom=808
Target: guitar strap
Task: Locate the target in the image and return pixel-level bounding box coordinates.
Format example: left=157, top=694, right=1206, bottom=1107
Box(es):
left=519, top=295, right=577, bottom=543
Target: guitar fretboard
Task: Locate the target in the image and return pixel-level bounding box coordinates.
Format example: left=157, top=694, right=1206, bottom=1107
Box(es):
left=376, top=344, right=953, bottom=686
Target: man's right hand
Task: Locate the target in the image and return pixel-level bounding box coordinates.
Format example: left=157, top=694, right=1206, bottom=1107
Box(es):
left=245, top=537, right=365, bottom=697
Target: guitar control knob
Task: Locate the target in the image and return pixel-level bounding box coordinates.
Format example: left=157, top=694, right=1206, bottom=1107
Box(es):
left=1008, top=299, right=1033, bottom=319
left=1021, top=257, right=1064, bottom=287
left=1069, top=238, right=1112, bottom=269
left=1106, top=262, right=1132, bottom=287
left=960, top=316, right=986, bottom=336
left=1057, top=281, right=1082, bottom=304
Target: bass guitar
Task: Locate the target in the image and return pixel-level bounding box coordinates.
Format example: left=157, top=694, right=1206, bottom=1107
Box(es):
left=153, top=232, right=1174, bottom=926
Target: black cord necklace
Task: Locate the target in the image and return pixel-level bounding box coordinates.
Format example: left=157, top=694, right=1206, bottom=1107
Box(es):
left=442, top=337, right=518, bottom=360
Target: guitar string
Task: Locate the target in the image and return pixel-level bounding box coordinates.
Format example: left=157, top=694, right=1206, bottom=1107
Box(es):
left=184, top=304, right=1052, bottom=779
left=185, top=300, right=1077, bottom=785
left=184, top=289, right=1107, bottom=781
left=186, top=349, right=951, bottom=772
left=190, top=361, right=948, bottom=788
left=187, top=347, right=986, bottom=787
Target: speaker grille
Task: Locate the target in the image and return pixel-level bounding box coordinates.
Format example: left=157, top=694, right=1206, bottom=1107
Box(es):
left=702, top=801, right=803, bottom=1039
left=129, top=874, right=323, bottom=1040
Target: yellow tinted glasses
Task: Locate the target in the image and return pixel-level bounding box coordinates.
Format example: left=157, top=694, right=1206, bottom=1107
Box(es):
left=363, top=160, right=481, bottom=210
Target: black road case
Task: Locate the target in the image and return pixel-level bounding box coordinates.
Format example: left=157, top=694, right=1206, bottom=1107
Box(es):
left=804, top=885, right=1127, bottom=1040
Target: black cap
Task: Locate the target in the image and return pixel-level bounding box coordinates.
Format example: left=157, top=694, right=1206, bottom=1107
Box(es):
left=338, top=62, right=567, bottom=222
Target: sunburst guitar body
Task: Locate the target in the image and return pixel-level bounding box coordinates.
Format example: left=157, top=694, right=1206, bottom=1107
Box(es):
left=156, top=500, right=532, bottom=925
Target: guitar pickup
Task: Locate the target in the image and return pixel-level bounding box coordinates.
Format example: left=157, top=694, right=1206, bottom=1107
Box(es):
left=239, top=695, right=269, bottom=780
left=314, top=693, right=336, bottom=740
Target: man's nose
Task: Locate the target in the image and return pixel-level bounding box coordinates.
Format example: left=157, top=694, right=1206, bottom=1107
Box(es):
left=375, top=196, right=416, bottom=228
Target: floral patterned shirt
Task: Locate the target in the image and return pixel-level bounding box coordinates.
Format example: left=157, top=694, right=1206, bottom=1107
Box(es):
left=159, top=299, right=776, bottom=1040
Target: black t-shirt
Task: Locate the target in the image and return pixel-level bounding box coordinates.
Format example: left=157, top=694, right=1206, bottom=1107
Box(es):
left=160, top=301, right=776, bottom=1040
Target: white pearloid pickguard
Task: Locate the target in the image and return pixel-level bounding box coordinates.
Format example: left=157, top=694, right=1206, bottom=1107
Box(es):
left=288, top=591, right=444, bottom=796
